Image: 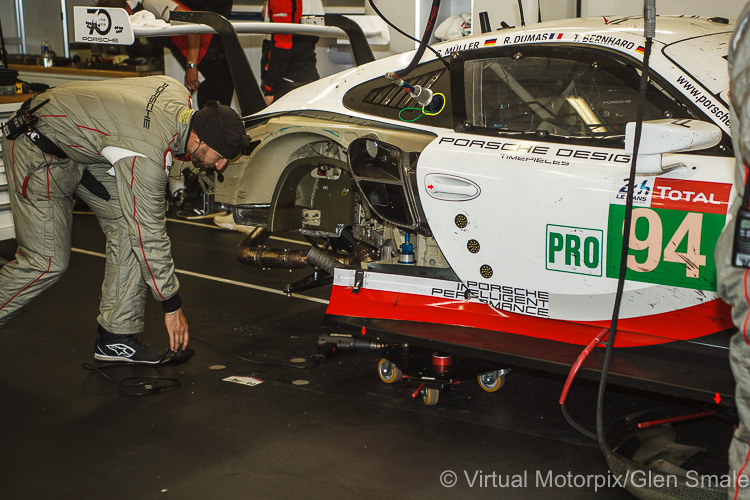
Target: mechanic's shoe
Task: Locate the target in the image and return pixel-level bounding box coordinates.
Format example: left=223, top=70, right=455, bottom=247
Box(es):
left=213, top=212, right=254, bottom=234
left=94, top=334, right=166, bottom=364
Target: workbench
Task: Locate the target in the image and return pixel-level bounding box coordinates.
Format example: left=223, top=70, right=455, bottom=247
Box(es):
left=8, top=63, right=163, bottom=87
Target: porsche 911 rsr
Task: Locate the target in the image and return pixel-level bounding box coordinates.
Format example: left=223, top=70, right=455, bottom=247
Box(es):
left=211, top=14, right=735, bottom=401
left=76, top=9, right=739, bottom=402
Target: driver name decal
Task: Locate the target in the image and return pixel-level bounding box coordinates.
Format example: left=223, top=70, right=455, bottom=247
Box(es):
left=505, top=33, right=564, bottom=44
left=573, top=33, right=635, bottom=50
left=435, top=40, right=481, bottom=57
left=435, top=32, right=570, bottom=56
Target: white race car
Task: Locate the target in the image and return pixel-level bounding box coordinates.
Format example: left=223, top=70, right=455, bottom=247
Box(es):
left=213, top=13, right=737, bottom=402
left=78, top=8, right=738, bottom=403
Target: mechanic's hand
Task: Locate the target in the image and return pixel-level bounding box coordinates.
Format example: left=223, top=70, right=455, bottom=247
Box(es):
left=164, top=308, right=189, bottom=351
left=184, top=68, right=201, bottom=93
left=265, top=94, right=274, bottom=105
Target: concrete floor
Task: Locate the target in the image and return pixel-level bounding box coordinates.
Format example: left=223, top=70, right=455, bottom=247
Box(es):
left=0, top=213, right=734, bottom=499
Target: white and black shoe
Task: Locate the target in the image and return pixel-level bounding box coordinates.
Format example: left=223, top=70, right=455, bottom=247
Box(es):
left=94, top=333, right=166, bottom=364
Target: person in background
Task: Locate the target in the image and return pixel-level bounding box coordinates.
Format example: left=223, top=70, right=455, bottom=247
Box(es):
left=213, top=0, right=325, bottom=232
left=714, top=2, right=750, bottom=498
left=260, top=0, right=324, bottom=105
left=97, top=0, right=235, bottom=108
left=0, top=76, right=251, bottom=364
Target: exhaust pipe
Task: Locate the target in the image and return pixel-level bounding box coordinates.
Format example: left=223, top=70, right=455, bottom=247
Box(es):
left=236, top=229, right=378, bottom=272
left=306, top=243, right=379, bottom=273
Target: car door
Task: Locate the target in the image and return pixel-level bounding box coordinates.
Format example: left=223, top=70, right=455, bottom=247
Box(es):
left=416, top=44, right=735, bottom=333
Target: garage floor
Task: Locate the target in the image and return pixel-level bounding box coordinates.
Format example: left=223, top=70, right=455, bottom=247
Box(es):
left=0, top=213, right=734, bottom=499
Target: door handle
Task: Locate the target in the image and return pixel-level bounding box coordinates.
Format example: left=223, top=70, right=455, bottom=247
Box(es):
left=424, top=174, right=480, bottom=201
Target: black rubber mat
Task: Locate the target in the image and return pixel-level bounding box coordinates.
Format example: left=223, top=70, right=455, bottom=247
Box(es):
left=0, top=214, right=730, bottom=498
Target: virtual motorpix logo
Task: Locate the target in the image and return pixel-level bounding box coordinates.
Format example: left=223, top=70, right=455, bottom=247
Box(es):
left=439, top=469, right=750, bottom=492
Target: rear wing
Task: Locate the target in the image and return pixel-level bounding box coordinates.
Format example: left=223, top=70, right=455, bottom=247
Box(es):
left=73, top=7, right=376, bottom=116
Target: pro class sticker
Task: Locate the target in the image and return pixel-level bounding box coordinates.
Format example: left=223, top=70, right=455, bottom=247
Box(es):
left=546, top=225, right=603, bottom=277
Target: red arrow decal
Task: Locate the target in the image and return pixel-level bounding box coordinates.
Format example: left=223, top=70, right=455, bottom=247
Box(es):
left=361, top=326, right=366, bottom=336
left=427, top=185, right=433, bottom=189
left=714, top=393, right=721, bottom=404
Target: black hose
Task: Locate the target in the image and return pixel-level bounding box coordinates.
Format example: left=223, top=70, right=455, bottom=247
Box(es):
left=562, top=402, right=596, bottom=440
left=517, top=0, right=526, bottom=27
left=394, top=0, right=441, bottom=78
left=368, top=0, right=448, bottom=70
left=594, top=36, right=654, bottom=457
left=560, top=8, right=656, bottom=451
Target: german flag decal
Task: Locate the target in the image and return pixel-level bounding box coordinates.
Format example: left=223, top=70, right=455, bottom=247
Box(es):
left=484, top=39, right=497, bottom=46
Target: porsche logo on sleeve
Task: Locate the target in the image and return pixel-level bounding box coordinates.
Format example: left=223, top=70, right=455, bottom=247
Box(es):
left=606, top=178, right=732, bottom=290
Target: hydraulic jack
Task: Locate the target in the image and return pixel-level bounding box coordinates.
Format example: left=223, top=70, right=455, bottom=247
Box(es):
left=377, top=345, right=510, bottom=406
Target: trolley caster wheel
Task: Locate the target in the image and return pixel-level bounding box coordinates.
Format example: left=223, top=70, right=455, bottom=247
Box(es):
left=422, top=387, right=439, bottom=406
left=378, top=358, right=402, bottom=384
left=478, top=370, right=506, bottom=393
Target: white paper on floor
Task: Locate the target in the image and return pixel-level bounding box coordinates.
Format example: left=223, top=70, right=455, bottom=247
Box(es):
left=223, top=376, right=264, bottom=387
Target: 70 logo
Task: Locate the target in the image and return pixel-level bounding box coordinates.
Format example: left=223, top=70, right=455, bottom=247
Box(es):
left=606, top=205, right=724, bottom=291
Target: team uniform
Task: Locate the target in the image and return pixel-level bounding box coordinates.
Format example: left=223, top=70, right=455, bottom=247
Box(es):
left=715, top=3, right=750, bottom=499
left=260, top=0, right=323, bottom=100
left=0, top=76, right=192, bottom=334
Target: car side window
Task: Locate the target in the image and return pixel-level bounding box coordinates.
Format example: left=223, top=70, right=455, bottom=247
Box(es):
left=456, top=46, right=697, bottom=142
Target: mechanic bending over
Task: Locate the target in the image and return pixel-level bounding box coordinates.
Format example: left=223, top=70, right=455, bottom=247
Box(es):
left=715, top=2, right=750, bottom=498
left=0, top=76, right=252, bottom=364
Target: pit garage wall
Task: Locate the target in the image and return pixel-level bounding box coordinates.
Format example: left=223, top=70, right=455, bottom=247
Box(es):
left=473, top=0, right=743, bottom=35
left=0, top=102, right=21, bottom=242
left=360, top=0, right=744, bottom=62
left=578, top=0, right=743, bottom=19
left=221, top=0, right=747, bottom=86
left=0, top=0, right=69, bottom=57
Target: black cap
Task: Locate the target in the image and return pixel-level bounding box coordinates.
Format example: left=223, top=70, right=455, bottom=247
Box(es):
left=192, top=101, right=251, bottom=160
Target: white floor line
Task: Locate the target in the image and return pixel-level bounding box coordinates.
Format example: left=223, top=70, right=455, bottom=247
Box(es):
left=168, top=218, right=310, bottom=246
left=73, top=211, right=310, bottom=247
left=70, top=247, right=329, bottom=305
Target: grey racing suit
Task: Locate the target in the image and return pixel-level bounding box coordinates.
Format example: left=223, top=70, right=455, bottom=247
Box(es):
left=0, top=75, right=194, bottom=333
left=715, top=3, right=750, bottom=499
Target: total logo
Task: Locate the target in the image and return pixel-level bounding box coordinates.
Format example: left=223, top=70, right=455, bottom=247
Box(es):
left=613, top=178, right=731, bottom=214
